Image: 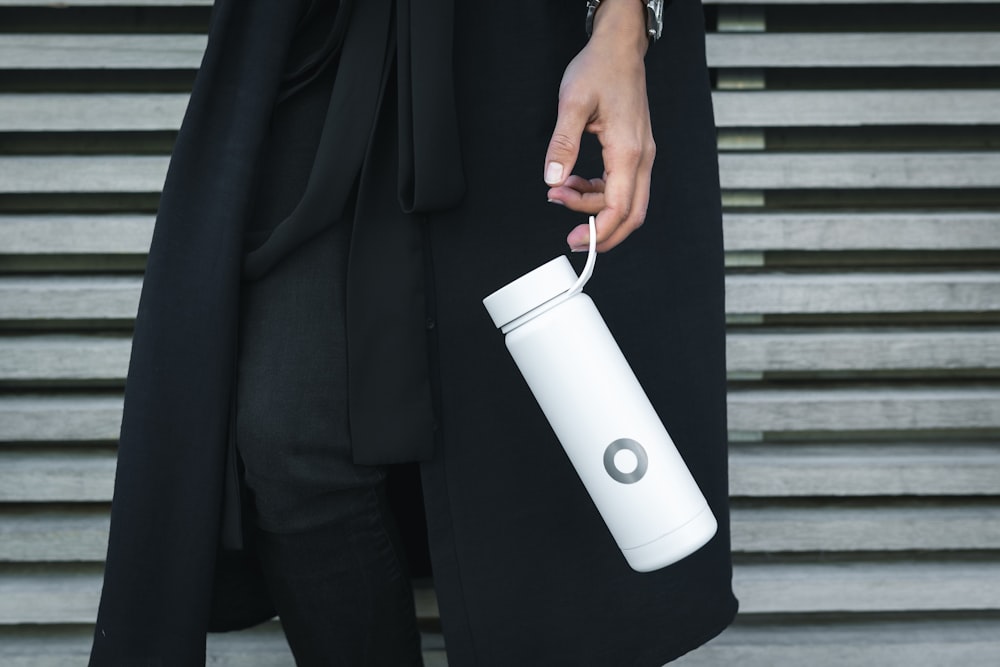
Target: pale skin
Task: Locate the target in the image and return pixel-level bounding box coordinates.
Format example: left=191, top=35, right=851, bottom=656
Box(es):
left=545, top=0, right=655, bottom=252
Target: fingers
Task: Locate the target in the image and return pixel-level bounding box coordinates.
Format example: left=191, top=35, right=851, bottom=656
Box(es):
left=544, top=91, right=592, bottom=188
left=593, top=135, right=654, bottom=251
left=565, top=127, right=654, bottom=252
left=547, top=176, right=606, bottom=213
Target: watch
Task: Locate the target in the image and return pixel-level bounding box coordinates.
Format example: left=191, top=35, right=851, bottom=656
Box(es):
left=586, top=0, right=665, bottom=42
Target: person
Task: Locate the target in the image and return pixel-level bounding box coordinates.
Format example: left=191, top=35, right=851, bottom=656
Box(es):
left=89, top=0, right=737, bottom=664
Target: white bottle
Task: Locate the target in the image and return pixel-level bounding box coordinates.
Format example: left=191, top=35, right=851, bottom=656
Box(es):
left=482, top=218, right=717, bottom=572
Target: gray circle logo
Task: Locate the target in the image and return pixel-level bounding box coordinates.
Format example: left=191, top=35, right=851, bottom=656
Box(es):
left=603, top=438, right=648, bottom=484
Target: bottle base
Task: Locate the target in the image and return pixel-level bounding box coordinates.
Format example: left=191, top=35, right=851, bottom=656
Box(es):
left=621, top=507, right=718, bottom=572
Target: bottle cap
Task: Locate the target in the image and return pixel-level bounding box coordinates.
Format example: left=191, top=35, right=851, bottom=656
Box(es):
left=483, top=216, right=598, bottom=330
left=483, top=256, right=579, bottom=329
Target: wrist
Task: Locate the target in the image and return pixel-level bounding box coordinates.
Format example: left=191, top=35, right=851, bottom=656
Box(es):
left=588, top=0, right=650, bottom=57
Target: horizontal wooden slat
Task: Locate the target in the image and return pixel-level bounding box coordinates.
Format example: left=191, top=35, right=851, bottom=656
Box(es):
left=718, top=152, right=1000, bottom=189
left=726, top=272, right=1000, bottom=315
left=706, top=32, right=1000, bottom=67
left=0, top=276, right=141, bottom=322
left=705, top=0, right=999, bottom=3
left=728, top=387, right=1000, bottom=433
left=0, top=567, right=437, bottom=624
left=0, top=94, right=187, bottom=132
left=0, top=336, right=131, bottom=382
left=0, top=35, right=207, bottom=70
left=3, top=329, right=997, bottom=384
left=5, top=89, right=999, bottom=133
left=732, top=503, right=1000, bottom=552
left=3, top=32, right=999, bottom=72
left=723, top=212, right=1000, bottom=251
left=3, top=559, right=997, bottom=625
left=729, top=443, right=1000, bottom=496
left=0, top=624, right=447, bottom=667
left=0, top=509, right=109, bottom=562
left=0, top=0, right=211, bottom=5
left=4, top=503, right=998, bottom=563
left=714, top=90, right=1000, bottom=127
left=0, top=156, right=167, bottom=194
left=5, top=152, right=997, bottom=194
left=5, top=212, right=998, bottom=258
left=3, top=272, right=997, bottom=324
left=726, top=330, right=1000, bottom=374
left=18, top=221, right=1000, bottom=264
left=2, top=621, right=999, bottom=667
left=2, top=431, right=997, bottom=499
left=0, top=396, right=123, bottom=443
left=674, top=620, right=1000, bottom=667
left=0, top=450, right=115, bottom=502
left=735, top=560, right=1000, bottom=613
left=0, top=215, right=153, bottom=255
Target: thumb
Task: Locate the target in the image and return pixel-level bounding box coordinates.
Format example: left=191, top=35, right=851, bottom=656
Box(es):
left=544, top=101, right=589, bottom=187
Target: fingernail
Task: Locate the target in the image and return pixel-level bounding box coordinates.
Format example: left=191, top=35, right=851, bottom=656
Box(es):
left=545, top=162, right=563, bottom=185
left=547, top=198, right=565, bottom=206
left=568, top=230, right=589, bottom=251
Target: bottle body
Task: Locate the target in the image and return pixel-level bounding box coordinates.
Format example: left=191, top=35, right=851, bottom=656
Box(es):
left=503, top=292, right=717, bottom=571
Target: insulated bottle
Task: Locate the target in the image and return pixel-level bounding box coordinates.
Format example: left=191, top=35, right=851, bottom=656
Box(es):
left=482, top=219, right=717, bottom=572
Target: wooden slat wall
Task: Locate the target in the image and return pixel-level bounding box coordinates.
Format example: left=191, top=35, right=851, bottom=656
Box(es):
left=0, top=1, right=998, bottom=665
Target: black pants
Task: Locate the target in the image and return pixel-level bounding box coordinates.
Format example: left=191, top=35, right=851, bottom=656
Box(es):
left=236, top=223, right=422, bottom=665
left=252, top=485, right=423, bottom=667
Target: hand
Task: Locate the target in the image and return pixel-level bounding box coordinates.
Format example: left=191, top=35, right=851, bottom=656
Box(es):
left=544, top=0, right=655, bottom=252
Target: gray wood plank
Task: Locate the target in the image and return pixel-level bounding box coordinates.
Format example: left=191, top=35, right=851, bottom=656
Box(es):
left=3, top=503, right=997, bottom=562
left=0, top=215, right=154, bottom=255
left=723, top=212, right=1000, bottom=251
left=3, top=33, right=999, bottom=70
left=4, top=272, right=998, bottom=323
left=726, top=272, right=1000, bottom=315
left=4, top=560, right=997, bottom=624
left=735, top=560, right=1000, bottom=613
left=4, top=329, right=997, bottom=384
left=0, top=450, right=116, bottom=502
left=706, top=32, right=1000, bottom=67
left=0, top=395, right=123, bottom=443
left=0, top=624, right=447, bottom=667
left=0, top=508, right=110, bottom=562
left=7, top=89, right=999, bottom=133
left=0, top=0, right=211, bottom=4
left=0, top=94, right=187, bottom=132
left=726, top=329, right=1000, bottom=374
left=3, top=212, right=997, bottom=257
left=729, top=443, right=1000, bottom=497
left=2, top=429, right=997, bottom=499
left=5, top=152, right=996, bottom=194
left=714, top=90, right=1000, bottom=127
left=0, top=35, right=207, bottom=70
left=718, top=152, right=1000, bottom=189
left=0, top=276, right=141, bottom=322
left=674, top=619, right=1000, bottom=667
left=731, top=503, right=1000, bottom=552
left=0, top=156, right=168, bottom=194
left=0, top=335, right=132, bottom=382
left=728, top=387, right=1000, bottom=433
left=3, top=152, right=996, bottom=193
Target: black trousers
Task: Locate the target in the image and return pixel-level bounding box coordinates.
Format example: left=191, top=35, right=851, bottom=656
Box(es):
left=236, top=223, right=422, bottom=665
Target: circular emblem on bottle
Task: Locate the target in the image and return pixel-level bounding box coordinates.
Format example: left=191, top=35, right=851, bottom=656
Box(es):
left=603, top=438, right=648, bottom=484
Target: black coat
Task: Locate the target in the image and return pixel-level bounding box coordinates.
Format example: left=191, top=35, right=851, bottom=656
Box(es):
left=90, top=0, right=737, bottom=664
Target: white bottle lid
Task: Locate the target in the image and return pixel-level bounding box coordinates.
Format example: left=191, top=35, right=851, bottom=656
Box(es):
left=483, top=256, right=579, bottom=329
left=483, top=217, right=598, bottom=330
